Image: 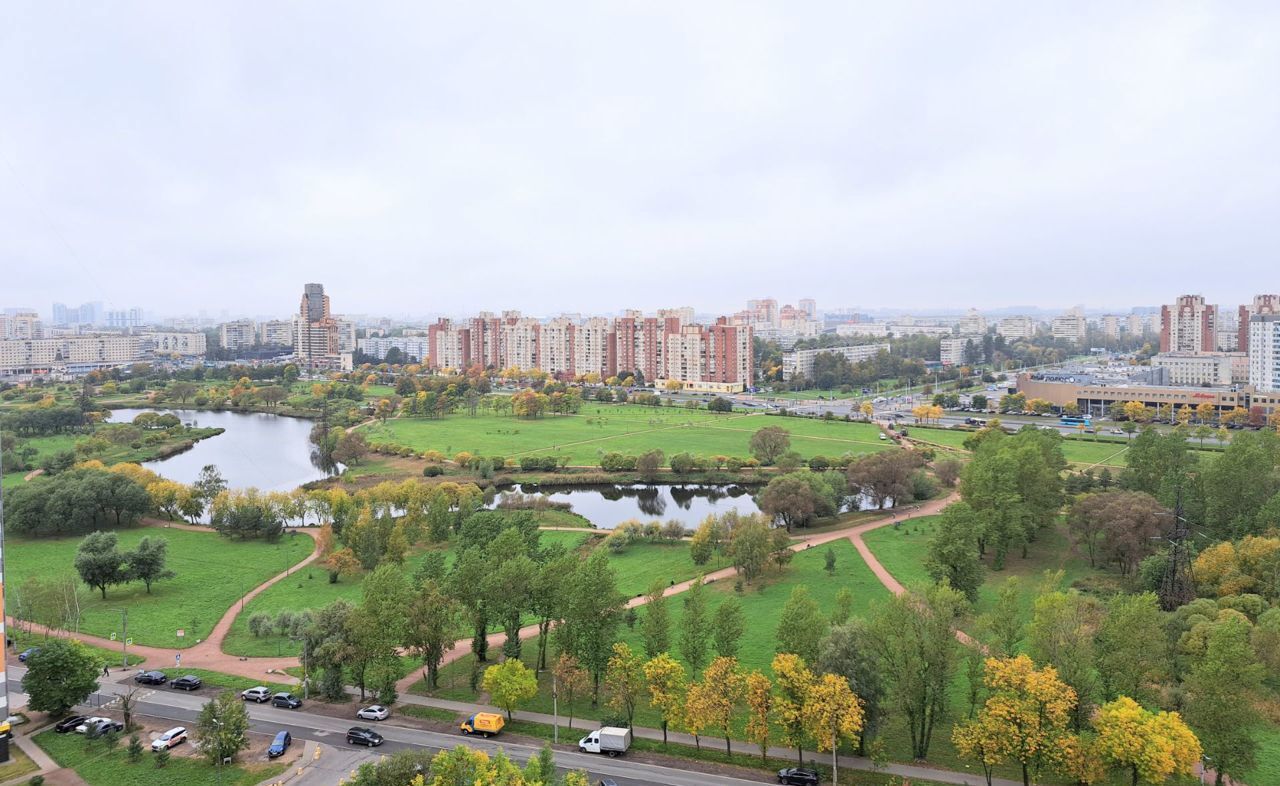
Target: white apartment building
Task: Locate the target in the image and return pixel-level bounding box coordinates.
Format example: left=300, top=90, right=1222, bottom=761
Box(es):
left=940, top=336, right=974, bottom=366
left=143, top=332, right=207, bottom=356
left=663, top=326, right=707, bottom=383
left=957, top=309, right=987, bottom=335
left=500, top=318, right=542, bottom=372
left=0, top=336, right=141, bottom=376
left=997, top=315, right=1036, bottom=341
left=0, top=312, right=44, bottom=340
left=782, top=343, right=891, bottom=381
left=538, top=318, right=575, bottom=376
left=357, top=336, right=431, bottom=363
left=1249, top=315, right=1280, bottom=392
left=1051, top=311, right=1088, bottom=343
left=219, top=320, right=257, bottom=352
left=1152, top=352, right=1233, bottom=386
left=259, top=320, right=294, bottom=347
left=573, top=317, right=611, bottom=379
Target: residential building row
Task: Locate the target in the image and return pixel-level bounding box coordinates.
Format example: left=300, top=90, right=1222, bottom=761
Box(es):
left=0, top=332, right=206, bottom=377
left=781, top=343, right=890, bottom=381
left=356, top=310, right=754, bottom=390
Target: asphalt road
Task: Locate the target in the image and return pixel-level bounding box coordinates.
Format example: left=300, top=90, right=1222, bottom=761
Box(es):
left=11, top=672, right=773, bottom=786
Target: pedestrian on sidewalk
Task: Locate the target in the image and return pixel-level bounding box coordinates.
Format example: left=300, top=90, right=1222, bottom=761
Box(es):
left=103, top=665, right=110, bottom=677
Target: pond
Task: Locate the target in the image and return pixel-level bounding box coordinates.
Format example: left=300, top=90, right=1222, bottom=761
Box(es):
left=491, top=482, right=882, bottom=529
left=108, top=408, right=334, bottom=492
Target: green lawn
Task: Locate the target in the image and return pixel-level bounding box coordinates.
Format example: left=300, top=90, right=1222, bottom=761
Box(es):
left=602, top=539, right=733, bottom=600
left=1250, top=722, right=1280, bottom=786
left=362, top=405, right=891, bottom=466
left=223, top=530, right=592, bottom=656
left=152, top=666, right=296, bottom=693
left=35, top=729, right=286, bottom=786
left=6, top=528, right=313, bottom=648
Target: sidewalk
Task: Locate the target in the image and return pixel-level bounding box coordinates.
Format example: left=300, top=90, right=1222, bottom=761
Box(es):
left=387, top=690, right=1014, bottom=786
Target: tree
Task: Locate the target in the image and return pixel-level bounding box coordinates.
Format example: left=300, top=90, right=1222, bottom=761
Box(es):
left=194, top=691, right=251, bottom=764
left=194, top=464, right=227, bottom=509
left=483, top=659, right=538, bottom=721
left=1095, top=592, right=1168, bottom=705
left=22, top=639, right=101, bottom=716
left=74, top=531, right=127, bottom=599
left=557, top=551, right=623, bottom=704
left=332, top=431, right=370, bottom=466
left=125, top=536, right=176, bottom=593
left=324, top=547, right=361, bottom=583
left=689, top=521, right=716, bottom=565
left=964, top=655, right=1076, bottom=786
left=635, top=449, right=664, bottom=480
left=772, top=653, right=815, bottom=765
left=1069, top=490, right=1166, bottom=576
left=1027, top=588, right=1102, bottom=729
left=1093, top=696, right=1201, bottom=786
left=1202, top=430, right=1280, bottom=539
left=407, top=580, right=462, bottom=689
left=924, top=502, right=984, bottom=601
left=804, top=673, right=865, bottom=785
left=758, top=474, right=818, bottom=532
left=640, top=580, right=670, bottom=658
left=644, top=653, right=687, bottom=745
left=552, top=653, right=589, bottom=730
left=679, top=576, right=710, bottom=673
left=776, top=585, right=823, bottom=664
left=727, top=514, right=773, bottom=577
left=831, top=587, right=855, bottom=626
left=750, top=426, right=791, bottom=464
left=818, top=619, right=884, bottom=755
left=712, top=596, right=745, bottom=658
left=604, top=642, right=646, bottom=727
left=1184, top=613, right=1265, bottom=786
left=869, top=583, right=966, bottom=759
left=699, top=657, right=747, bottom=757
left=745, top=670, right=774, bottom=763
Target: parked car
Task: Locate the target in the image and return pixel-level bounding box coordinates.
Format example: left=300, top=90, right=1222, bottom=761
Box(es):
left=18, top=647, right=40, bottom=662
left=241, top=686, right=272, bottom=703
left=346, top=727, right=384, bottom=747
left=267, top=730, right=292, bottom=758
left=151, top=727, right=187, bottom=751
left=356, top=705, right=390, bottom=721
left=271, top=693, right=302, bottom=709
left=135, top=670, right=168, bottom=685
left=778, top=767, right=821, bottom=785
left=85, top=719, right=125, bottom=738
left=74, top=717, right=113, bottom=734
left=54, top=716, right=88, bottom=734
left=171, top=675, right=203, bottom=691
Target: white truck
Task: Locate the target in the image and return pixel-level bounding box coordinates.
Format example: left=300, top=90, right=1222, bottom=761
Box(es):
left=578, top=726, right=632, bottom=757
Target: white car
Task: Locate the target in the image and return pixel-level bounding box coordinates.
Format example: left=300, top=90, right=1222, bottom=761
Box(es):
left=356, top=705, right=390, bottom=721
left=151, top=726, right=187, bottom=751
left=74, top=716, right=112, bottom=734
left=241, top=686, right=272, bottom=703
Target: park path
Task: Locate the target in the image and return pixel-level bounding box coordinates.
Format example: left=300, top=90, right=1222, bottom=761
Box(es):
left=7, top=522, right=322, bottom=682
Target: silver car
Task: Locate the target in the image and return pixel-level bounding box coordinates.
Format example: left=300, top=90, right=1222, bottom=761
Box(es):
left=356, top=705, right=390, bottom=721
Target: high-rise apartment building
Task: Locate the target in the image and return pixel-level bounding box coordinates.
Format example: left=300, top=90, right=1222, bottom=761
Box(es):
left=798, top=298, right=817, bottom=319
left=218, top=319, right=257, bottom=352
left=0, top=311, right=43, bottom=340
left=1051, top=310, right=1088, bottom=343
left=997, top=315, right=1036, bottom=340
left=1160, top=295, right=1217, bottom=353
left=958, top=308, right=987, bottom=335
left=1239, top=295, right=1280, bottom=354
left=292, top=283, right=353, bottom=370
left=1249, top=315, right=1280, bottom=393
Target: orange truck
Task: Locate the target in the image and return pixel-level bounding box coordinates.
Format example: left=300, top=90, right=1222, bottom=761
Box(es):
left=459, top=712, right=504, bottom=737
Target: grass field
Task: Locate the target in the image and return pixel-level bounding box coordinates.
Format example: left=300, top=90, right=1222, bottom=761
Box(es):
left=361, top=405, right=892, bottom=466
left=603, top=539, right=733, bottom=599
left=6, top=528, right=314, bottom=648
left=35, top=729, right=286, bottom=786
left=223, top=530, right=593, bottom=656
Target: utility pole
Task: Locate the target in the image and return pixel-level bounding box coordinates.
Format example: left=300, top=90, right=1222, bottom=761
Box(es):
left=0, top=440, right=11, bottom=763
left=552, top=671, right=558, bottom=744
left=110, top=608, right=129, bottom=668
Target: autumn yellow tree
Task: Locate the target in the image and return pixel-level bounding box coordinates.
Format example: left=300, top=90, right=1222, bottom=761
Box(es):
left=643, top=654, right=687, bottom=745
left=1093, top=696, right=1201, bottom=786
left=952, top=714, right=1005, bottom=786
left=1196, top=401, right=1216, bottom=424
left=1122, top=401, right=1150, bottom=423
left=773, top=653, right=816, bottom=765
left=804, top=673, right=864, bottom=785
left=697, top=657, right=747, bottom=757
left=683, top=679, right=712, bottom=751
left=745, top=670, right=774, bottom=763
left=972, top=655, right=1077, bottom=786
left=860, top=401, right=874, bottom=420
left=1058, top=733, right=1108, bottom=786
left=552, top=653, right=589, bottom=730
left=603, top=643, right=646, bottom=728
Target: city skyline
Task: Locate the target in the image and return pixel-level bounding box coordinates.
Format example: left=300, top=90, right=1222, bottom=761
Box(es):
left=5, top=3, right=1280, bottom=313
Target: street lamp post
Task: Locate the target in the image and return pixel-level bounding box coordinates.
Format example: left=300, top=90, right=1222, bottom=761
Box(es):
left=212, top=717, right=224, bottom=786
left=109, top=608, right=129, bottom=668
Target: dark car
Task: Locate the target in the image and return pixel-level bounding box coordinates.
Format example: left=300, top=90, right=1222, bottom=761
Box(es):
left=135, top=670, right=168, bottom=685
left=778, top=768, right=820, bottom=786
left=86, top=719, right=125, bottom=738
left=346, top=727, right=384, bottom=747
left=54, top=715, right=89, bottom=734
left=597, top=781, right=620, bottom=786
left=267, top=730, right=292, bottom=759
left=171, top=675, right=203, bottom=691
left=18, top=647, right=40, bottom=662
left=271, top=693, right=302, bottom=709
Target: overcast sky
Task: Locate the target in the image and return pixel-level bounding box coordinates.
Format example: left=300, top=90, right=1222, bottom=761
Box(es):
left=3, top=2, right=1278, bottom=319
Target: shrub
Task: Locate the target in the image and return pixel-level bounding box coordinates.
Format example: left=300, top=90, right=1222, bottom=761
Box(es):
left=154, top=749, right=170, bottom=768
left=808, top=455, right=830, bottom=472
left=669, top=453, right=696, bottom=474
left=422, top=465, right=443, bottom=477
left=910, top=469, right=938, bottom=501
left=661, top=520, right=686, bottom=540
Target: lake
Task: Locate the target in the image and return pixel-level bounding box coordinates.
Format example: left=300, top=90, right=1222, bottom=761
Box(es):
left=109, top=407, right=333, bottom=492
